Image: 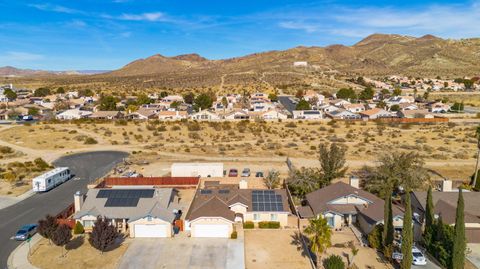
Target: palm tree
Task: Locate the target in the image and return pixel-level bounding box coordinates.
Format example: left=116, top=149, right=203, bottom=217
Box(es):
left=304, top=215, right=332, bottom=267
left=473, top=126, right=480, bottom=188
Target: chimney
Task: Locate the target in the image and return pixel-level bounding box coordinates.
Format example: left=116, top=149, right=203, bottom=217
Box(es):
left=349, top=176, right=359, bottom=189
left=239, top=179, right=248, bottom=189
left=74, top=191, right=84, bottom=212
left=441, top=180, right=452, bottom=192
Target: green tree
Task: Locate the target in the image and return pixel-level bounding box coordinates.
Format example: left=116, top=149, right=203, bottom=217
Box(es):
left=287, top=167, right=323, bottom=197
left=78, top=89, right=94, bottom=97
left=383, top=186, right=394, bottom=248
left=160, top=91, right=168, bottom=98
left=451, top=102, right=464, bottom=112
left=34, top=87, right=51, bottom=97
left=264, top=169, right=280, bottom=189
left=99, top=96, right=117, bottom=111
left=304, top=215, right=332, bottom=265
left=359, top=87, right=374, bottom=100
left=28, top=107, right=39, bottom=116
left=221, top=96, right=228, bottom=109
left=393, top=87, right=402, bottom=96
left=73, top=221, right=84, bottom=234
left=336, top=88, right=357, bottom=100
left=451, top=188, right=466, bottom=269
left=170, top=101, right=182, bottom=109
left=56, top=87, right=65, bottom=94
left=183, top=92, right=195, bottom=104
left=318, top=143, right=347, bottom=183
left=194, top=93, right=213, bottom=111
left=425, top=186, right=435, bottom=233
left=401, top=192, right=413, bottom=269
left=295, top=99, right=311, bottom=110
left=324, top=254, right=345, bottom=269
left=3, top=88, right=17, bottom=100
left=390, top=104, right=400, bottom=112
left=268, top=93, right=278, bottom=102
left=136, top=94, right=152, bottom=105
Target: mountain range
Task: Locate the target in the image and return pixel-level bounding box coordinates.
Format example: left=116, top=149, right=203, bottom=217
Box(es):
left=2, top=34, right=480, bottom=80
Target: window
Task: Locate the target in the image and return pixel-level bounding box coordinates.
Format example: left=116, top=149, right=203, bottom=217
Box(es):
left=253, top=213, right=260, bottom=221
left=270, top=214, right=278, bottom=221
left=326, top=216, right=334, bottom=227
left=83, top=220, right=94, bottom=228
left=147, top=216, right=152, bottom=221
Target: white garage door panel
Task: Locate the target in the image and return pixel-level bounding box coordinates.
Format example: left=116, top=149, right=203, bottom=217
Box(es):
left=134, top=224, right=168, bottom=238
left=194, top=224, right=229, bottom=238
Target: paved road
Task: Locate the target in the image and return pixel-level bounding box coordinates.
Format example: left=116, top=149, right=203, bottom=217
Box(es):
left=0, top=151, right=128, bottom=268
left=278, top=95, right=297, bottom=113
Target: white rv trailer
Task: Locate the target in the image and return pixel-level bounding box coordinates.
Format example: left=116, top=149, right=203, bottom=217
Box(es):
left=171, top=163, right=224, bottom=177
left=32, top=167, right=71, bottom=192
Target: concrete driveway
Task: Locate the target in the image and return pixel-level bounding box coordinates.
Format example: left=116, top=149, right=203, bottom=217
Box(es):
left=118, top=237, right=244, bottom=269
left=467, top=244, right=480, bottom=269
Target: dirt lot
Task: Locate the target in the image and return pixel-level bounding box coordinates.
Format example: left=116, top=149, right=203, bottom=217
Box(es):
left=325, top=229, right=392, bottom=269
left=244, top=229, right=311, bottom=269
left=29, top=236, right=130, bottom=269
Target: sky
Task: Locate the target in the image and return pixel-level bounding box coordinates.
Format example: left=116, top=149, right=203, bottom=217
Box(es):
left=1, top=0, right=479, bottom=70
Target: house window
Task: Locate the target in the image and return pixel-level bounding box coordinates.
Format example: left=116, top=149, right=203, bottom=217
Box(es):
left=270, top=214, right=278, bottom=221
left=325, top=216, right=334, bottom=227
left=253, top=213, right=260, bottom=221
left=147, top=216, right=152, bottom=221
left=83, top=220, right=94, bottom=228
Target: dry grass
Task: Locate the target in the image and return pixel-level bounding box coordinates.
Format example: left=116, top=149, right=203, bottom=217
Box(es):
left=29, top=236, right=130, bottom=269
left=244, top=229, right=311, bottom=269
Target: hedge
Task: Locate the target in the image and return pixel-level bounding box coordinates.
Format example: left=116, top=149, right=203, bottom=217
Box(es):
left=258, top=221, right=280, bottom=229
left=243, top=221, right=254, bottom=229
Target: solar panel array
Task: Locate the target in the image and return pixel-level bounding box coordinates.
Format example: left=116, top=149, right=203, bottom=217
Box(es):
left=218, top=189, right=230, bottom=194
left=251, top=190, right=284, bottom=212
left=97, top=189, right=155, bottom=207
left=200, top=189, right=212, bottom=194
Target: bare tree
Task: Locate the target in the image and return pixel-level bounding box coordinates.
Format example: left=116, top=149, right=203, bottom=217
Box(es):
left=51, top=224, right=72, bottom=257
left=89, top=216, right=119, bottom=253
left=264, top=169, right=280, bottom=189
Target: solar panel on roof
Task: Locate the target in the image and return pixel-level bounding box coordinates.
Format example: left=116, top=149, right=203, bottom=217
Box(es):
left=219, top=189, right=230, bottom=194
left=97, top=189, right=154, bottom=199
left=251, top=190, right=284, bottom=212
left=200, top=189, right=212, bottom=194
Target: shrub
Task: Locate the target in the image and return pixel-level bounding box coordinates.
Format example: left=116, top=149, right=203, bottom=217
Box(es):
left=323, top=254, right=345, bottom=269
left=243, top=221, right=254, bottom=229
left=34, top=158, right=50, bottom=170
left=258, top=221, right=280, bottom=229
left=231, top=231, right=237, bottom=239
left=84, top=137, right=98, bottom=144
left=73, top=221, right=84, bottom=234
left=367, top=224, right=383, bottom=250
left=285, top=122, right=297, bottom=128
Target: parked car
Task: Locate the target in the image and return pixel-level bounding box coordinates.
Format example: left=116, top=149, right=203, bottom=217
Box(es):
left=14, top=224, right=37, bottom=241
left=255, top=171, right=264, bottom=177
left=412, top=247, right=427, bottom=266
left=241, top=168, right=251, bottom=177
left=228, top=169, right=238, bottom=177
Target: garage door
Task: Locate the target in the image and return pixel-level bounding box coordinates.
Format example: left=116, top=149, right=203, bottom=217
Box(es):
left=193, top=224, right=230, bottom=238
left=134, top=224, right=168, bottom=238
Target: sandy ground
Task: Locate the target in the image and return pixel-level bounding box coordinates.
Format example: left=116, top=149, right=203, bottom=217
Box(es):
left=324, top=229, right=392, bottom=269
left=244, top=229, right=311, bottom=269
left=29, top=236, right=130, bottom=269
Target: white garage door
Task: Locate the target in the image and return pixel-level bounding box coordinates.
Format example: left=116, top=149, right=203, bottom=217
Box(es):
left=193, top=224, right=230, bottom=238
left=134, top=224, right=168, bottom=238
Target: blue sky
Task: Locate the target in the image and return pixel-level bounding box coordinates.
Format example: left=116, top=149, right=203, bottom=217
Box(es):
left=1, top=0, right=479, bottom=70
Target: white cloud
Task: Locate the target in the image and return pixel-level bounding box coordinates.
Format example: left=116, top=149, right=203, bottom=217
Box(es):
left=66, top=19, right=87, bottom=28
left=29, top=3, right=82, bottom=14
left=119, top=12, right=167, bottom=22
left=278, top=21, right=321, bottom=33
left=0, top=51, right=45, bottom=62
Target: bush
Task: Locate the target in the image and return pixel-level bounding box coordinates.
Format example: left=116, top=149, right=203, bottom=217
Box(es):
left=84, top=137, right=98, bottom=144
left=34, top=158, right=50, bottom=170
left=367, top=224, right=383, bottom=250
left=231, top=231, right=237, bottom=239
left=73, top=221, right=84, bottom=234
left=323, top=254, right=345, bottom=269
left=243, top=221, right=254, bottom=229
left=258, top=221, right=280, bottom=229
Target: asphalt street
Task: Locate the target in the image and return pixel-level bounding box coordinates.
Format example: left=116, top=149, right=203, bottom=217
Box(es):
left=278, top=95, right=297, bottom=113
left=0, top=151, right=128, bottom=268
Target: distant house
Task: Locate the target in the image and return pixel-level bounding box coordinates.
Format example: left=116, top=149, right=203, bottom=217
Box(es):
left=186, top=181, right=290, bottom=238
left=0, top=110, right=8, bottom=120
left=158, top=110, right=188, bottom=120
left=222, top=109, right=250, bottom=120
left=56, top=109, right=92, bottom=120
left=255, top=109, right=289, bottom=120
left=74, top=188, right=181, bottom=238
left=298, top=179, right=404, bottom=235
left=319, top=104, right=340, bottom=113
left=89, top=111, right=124, bottom=120
left=303, top=90, right=325, bottom=106
left=326, top=109, right=361, bottom=120
left=190, top=110, right=221, bottom=121
left=359, top=108, right=393, bottom=120
left=429, top=102, right=450, bottom=113
left=331, top=99, right=351, bottom=108
left=128, top=108, right=158, bottom=120
left=398, top=109, right=434, bottom=119
left=385, top=96, right=415, bottom=107
left=293, top=61, right=308, bottom=67
left=343, top=103, right=365, bottom=113
left=397, top=103, right=419, bottom=111
left=292, top=110, right=323, bottom=120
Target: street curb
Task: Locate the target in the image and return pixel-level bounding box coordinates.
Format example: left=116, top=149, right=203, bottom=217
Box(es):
left=0, top=190, right=35, bottom=210
left=7, top=234, right=40, bottom=269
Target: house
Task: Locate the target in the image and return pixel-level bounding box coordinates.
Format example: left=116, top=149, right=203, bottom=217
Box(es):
left=185, top=180, right=290, bottom=238
left=158, top=110, right=188, bottom=120
left=331, top=99, right=351, bottom=108
left=222, top=109, right=250, bottom=120
left=397, top=103, right=419, bottom=111
left=398, top=109, right=434, bottom=119
left=292, top=110, right=323, bottom=120
left=359, top=108, right=393, bottom=120
left=429, top=102, right=450, bottom=113
left=385, top=96, right=415, bottom=107
left=320, top=104, right=340, bottom=113
left=410, top=182, right=480, bottom=243
left=298, top=179, right=404, bottom=235
left=0, top=110, right=8, bottom=120
left=190, top=110, right=221, bottom=121
left=303, top=90, right=325, bottom=106
left=56, top=109, right=92, bottom=120
left=343, top=104, right=365, bottom=113
left=73, top=188, right=181, bottom=238
left=127, top=108, right=158, bottom=120
left=89, top=111, right=124, bottom=120
left=252, top=109, right=289, bottom=120
left=326, top=109, right=361, bottom=120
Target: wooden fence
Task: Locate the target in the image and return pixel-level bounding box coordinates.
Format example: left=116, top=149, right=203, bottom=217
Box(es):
left=99, top=176, right=200, bottom=187
left=376, top=117, right=449, bottom=123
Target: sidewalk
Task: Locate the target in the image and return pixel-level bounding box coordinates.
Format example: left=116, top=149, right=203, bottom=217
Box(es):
left=0, top=190, right=35, bottom=210
left=7, top=234, right=40, bottom=269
